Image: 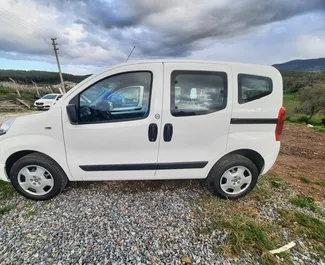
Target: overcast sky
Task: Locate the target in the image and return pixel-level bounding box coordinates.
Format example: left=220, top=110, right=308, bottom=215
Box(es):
left=0, top=0, right=324, bottom=75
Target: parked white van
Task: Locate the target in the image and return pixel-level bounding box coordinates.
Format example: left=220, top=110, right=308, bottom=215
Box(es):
left=0, top=61, right=286, bottom=200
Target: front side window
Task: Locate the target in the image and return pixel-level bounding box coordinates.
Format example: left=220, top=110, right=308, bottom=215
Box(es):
left=171, top=71, right=227, bottom=117
left=78, top=71, right=152, bottom=123
left=238, top=74, right=273, bottom=104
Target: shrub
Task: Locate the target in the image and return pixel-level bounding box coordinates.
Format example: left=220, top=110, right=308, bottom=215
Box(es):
left=321, top=118, right=325, bottom=126
left=307, top=119, right=322, bottom=126
left=298, top=84, right=325, bottom=118
left=296, top=115, right=309, bottom=124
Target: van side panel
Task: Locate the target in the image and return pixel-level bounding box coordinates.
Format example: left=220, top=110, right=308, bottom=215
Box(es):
left=227, top=65, right=283, bottom=174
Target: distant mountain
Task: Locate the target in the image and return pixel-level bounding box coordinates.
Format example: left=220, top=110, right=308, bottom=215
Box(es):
left=273, top=58, right=325, bottom=72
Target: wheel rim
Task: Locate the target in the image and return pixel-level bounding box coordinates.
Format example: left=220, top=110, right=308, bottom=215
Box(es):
left=219, top=166, right=252, bottom=195
left=17, top=165, right=54, bottom=196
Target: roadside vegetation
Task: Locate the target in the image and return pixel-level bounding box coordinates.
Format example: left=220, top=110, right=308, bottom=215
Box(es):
left=282, top=72, right=325, bottom=132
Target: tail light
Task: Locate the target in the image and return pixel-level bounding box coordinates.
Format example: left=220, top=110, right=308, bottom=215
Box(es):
left=275, top=107, right=286, bottom=141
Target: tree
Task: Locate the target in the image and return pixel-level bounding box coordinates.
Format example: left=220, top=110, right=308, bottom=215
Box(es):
left=298, top=84, right=325, bottom=118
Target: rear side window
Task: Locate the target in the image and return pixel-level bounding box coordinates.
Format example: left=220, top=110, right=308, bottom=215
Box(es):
left=238, top=74, right=273, bottom=104
left=171, top=71, right=227, bottom=117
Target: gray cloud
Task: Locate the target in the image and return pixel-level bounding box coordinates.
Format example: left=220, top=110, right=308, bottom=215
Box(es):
left=33, top=0, right=325, bottom=58
left=1, top=0, right=325, bottom=73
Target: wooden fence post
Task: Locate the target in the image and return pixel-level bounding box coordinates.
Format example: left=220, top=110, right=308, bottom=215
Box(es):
left=32, top=81, right=40, bottom=96
left=9, top=78, right=21, bottom=97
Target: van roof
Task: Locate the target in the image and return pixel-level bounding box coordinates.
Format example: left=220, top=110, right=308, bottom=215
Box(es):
left=117, top=59, right=276, bottom=69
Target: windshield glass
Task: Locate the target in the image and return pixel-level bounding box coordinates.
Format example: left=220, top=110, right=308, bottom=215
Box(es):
left=42, top=94, right=57, bottom=100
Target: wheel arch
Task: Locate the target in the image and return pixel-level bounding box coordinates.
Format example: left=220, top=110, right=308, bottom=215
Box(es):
left=5, top=150, right=69, bottom=179
left=217, top=149, right=265, bottom=174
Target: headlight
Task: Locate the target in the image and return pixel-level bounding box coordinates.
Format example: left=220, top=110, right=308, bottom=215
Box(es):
left=0, top=119, right=15, bottom=135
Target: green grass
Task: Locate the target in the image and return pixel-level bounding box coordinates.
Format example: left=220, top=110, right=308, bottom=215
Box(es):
left=313, top=126, right=325, bottom=133
left=279, top=210, right=325, bottom=244
left=299, top=176, right=311, bottom=184
left=195, top=197, right=279, bottom=255
left=290, top=196, right=322, bottom=214
left=0, top=181, right=16, bottom=200
left=268, top=175, right=286, bottom=188
left=0, top=204, right=15, bottom=215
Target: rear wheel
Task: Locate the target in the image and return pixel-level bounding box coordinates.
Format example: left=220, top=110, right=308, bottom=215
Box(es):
left=10, top=153, right=68, bottom=200
left=207, top=154, right=259, bottom=199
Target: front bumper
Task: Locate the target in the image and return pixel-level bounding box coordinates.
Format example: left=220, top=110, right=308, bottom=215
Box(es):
left=0, top=163, right=10, bottom=182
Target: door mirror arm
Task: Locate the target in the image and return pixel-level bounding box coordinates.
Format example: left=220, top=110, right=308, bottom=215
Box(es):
left=66, top=104, right=78, bottom=124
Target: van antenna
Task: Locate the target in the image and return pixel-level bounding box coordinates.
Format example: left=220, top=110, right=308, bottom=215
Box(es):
left=125, top=46, right=136, bottom=62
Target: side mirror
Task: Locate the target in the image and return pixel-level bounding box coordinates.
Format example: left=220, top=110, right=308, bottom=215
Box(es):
left=66, top=104, right=78, bottom=124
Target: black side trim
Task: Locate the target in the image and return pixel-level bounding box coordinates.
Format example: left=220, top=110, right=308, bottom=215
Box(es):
left=157, top=162, right=207, bottom=170
left=79, top=161, right=208, bottom=171
left=231, top=118, right=278, bottom=124
left=0, top=129, right=6, bottom=136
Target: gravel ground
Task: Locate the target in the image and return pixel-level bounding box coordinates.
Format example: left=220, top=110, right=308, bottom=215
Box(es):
left=1, top=180, right=324, bottom=265
left=0, top=181, right=251, bottom=265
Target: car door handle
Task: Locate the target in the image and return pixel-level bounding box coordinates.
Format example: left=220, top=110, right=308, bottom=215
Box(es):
left=148, top=123, right=158, bottom=142
left=163, top=123, right=173, bottom=142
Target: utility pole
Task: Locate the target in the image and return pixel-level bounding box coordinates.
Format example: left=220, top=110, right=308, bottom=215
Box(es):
left=51, top=38, right=66, bottom=93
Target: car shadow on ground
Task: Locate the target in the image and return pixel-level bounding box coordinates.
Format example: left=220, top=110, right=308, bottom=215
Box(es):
left=65, top=179, right=208, bottom=194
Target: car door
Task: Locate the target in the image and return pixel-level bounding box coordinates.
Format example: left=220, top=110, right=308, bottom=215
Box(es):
left=62, top=63, right=163, bottom=180
left=156, top=62, right=232, bottom=179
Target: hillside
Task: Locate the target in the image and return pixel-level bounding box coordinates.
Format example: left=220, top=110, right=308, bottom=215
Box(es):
left=273, top=58, right=325, bottom=72
left=0, top=69, right=90, bottom=85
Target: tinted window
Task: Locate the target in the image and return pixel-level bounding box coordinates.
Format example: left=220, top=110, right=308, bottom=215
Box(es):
left=171, top=71, right=227, bottom=117
left=78, top=72, right=152, bottom=123
left=238, top=74, right=273, bottom=104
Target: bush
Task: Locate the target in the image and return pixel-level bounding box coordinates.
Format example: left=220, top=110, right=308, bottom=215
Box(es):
left=322, top=118, right=325, bottom=126
left=297, top=115, right=309, bottom=124
left=307, top=119, right=322, bottom=126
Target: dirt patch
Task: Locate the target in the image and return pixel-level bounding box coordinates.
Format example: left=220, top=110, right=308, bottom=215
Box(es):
left=270, top=123, right=325, bottom=201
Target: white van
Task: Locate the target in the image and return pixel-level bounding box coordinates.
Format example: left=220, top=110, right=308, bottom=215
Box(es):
left=0, top=61, right=286, bottom=200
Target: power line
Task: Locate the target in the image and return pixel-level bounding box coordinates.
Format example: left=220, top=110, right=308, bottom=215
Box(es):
left=0, top=9, right=50, bottom=37
left=0, top=9, right=51, bottom=45
left=0, top=19, right=46, bottom=45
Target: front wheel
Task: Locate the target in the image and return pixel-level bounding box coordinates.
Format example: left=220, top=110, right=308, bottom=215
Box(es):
left=10, top=153, right=68, bottom=200
left=207, top=154, right=259, bottom=199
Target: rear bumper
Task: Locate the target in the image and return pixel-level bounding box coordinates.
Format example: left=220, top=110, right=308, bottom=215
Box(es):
left=0, top=163, right=10, bottom=182
left=261, top=148, right=280, bottom=175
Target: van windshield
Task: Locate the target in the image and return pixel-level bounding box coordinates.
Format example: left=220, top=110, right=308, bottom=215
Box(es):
left=42, top=94, right=57, bottom=99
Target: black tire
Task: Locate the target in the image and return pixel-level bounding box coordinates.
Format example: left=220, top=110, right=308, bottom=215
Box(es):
left=207, top=154, right=259, bottom=199
left=10, top=153, right=69, bottom=201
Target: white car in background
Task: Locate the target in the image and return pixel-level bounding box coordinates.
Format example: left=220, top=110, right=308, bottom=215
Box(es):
left=34, top=94, right=62, bottom=110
